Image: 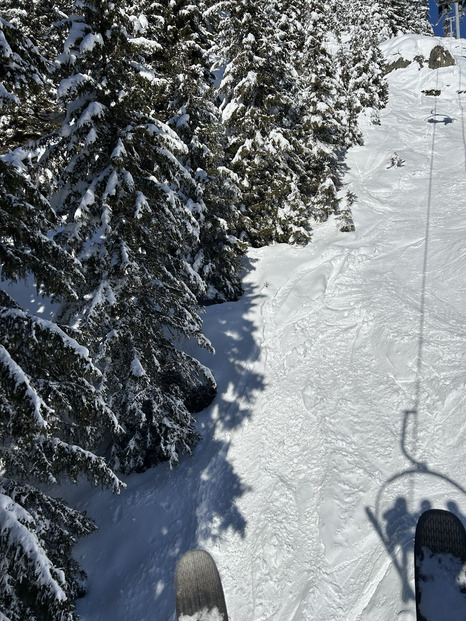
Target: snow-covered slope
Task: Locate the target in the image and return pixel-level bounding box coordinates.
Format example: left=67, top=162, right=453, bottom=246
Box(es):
left=62, top=35, right=466, bottom=620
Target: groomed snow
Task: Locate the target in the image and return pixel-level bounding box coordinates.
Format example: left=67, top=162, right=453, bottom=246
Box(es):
left=61, top=35, right=466, bottom=620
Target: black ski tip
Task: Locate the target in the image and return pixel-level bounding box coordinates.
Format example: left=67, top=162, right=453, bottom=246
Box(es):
left=415, top=509, right=466, bottom=561
left=175, top=549, right=228, bottom=621
left=415, top=509, right=466, bottom=621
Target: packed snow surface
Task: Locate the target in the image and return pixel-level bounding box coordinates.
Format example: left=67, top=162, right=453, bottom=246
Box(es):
left=62, top=35, right=466, bottom=620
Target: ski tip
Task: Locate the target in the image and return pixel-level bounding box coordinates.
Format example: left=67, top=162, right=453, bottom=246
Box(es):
left=175, top=549, right=228, bottom=621
left=415, top=509, right=466, bottom=560
left=414, top=509, right=466, bottom=621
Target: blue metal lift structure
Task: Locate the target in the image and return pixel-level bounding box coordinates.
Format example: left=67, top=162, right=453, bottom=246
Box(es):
left=436, top=0, right=466, bottom=37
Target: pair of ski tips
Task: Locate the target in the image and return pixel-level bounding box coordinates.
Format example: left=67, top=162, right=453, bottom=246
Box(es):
left=175, top=509, right=466, bottom=620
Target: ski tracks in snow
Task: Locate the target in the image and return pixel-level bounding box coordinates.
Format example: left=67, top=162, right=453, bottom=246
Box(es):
left=201, top=41, right=466, bottom=620
left=67, top=37, right=466, bottom=621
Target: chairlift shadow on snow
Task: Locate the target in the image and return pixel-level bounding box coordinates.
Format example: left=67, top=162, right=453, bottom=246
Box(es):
left=365, top=100, right=466, bottom=610
left=366, top=409, right=466, bottom=607
left=426, top=113, right=455, bottom=124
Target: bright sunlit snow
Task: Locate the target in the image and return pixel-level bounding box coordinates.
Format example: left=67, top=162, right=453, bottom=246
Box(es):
left=60, top=35, right=466, bottom=620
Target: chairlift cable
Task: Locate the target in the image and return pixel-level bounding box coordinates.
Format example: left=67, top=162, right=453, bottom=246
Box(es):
left=410, top=61, right=442, bottom=469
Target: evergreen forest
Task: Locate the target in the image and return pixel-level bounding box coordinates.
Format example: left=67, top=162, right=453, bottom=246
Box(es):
left=0, top=1, right=430, bottom=618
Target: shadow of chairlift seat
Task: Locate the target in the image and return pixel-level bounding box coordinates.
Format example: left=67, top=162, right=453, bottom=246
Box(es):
left=427, top=113, right=455, bottom=124
left=365, top=410, right=466, bottom=606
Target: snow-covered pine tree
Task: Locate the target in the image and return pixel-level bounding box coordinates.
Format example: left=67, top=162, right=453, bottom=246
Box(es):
left=0, top=479, right=95, bottom=621
left=294, top=0, right=350, bottom=223
left=386, top=0, right=432, bottom=37
left=339, top=8, right=389, bottom=118
left=362, top=0, right=432, bottom=40
left=148, top=0, right=244, bottom=303
left=0, top=0, right=72, bottom=62
left=0, top=14, right=53, bottom=151
left=208, top=0, right=321, bottom=245
left=413, top=0, right=433, bottom=35
left=42, top=0, right=216, bottom=473
left=0, top=155, right=123, bottom=620
left=0, top=0, right=75, bottom=153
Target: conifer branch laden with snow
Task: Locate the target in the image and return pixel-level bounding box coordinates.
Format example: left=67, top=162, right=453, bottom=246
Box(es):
left=0, top=293, right=124, bottom=619
left=0, top=479, right=96, bottom=621
left=0, top=0, right=433, bottom=617
left=1, top=64, right=124, bottom=619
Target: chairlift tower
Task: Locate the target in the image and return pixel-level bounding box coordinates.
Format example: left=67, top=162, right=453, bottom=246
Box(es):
left=437, top=0, right=465, bottom=38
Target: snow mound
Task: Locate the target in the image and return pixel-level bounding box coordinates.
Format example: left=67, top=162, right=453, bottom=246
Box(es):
left=381, top=34, right=466, bottom=99
left=381, top=34, right=449, bottom=66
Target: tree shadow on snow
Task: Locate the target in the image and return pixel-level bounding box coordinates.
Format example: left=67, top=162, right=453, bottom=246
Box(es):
left=185, top=254, right=266, bottom=528
left=75, top=257, right=267, bottom=620
left=366, top=409, right=466, bottom=607
left=153, top=256, right=266, bottom=615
